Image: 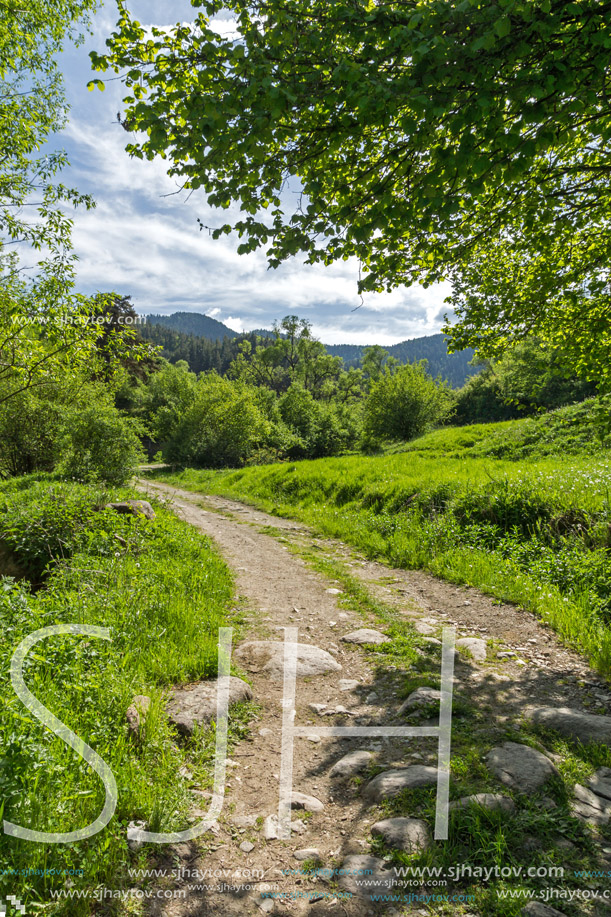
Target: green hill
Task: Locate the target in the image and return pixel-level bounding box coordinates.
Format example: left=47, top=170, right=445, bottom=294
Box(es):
left=144, top=311, right=240, bottom=340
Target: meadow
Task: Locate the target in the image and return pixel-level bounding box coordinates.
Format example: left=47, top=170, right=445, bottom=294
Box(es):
left=152, top=402, right=611, bottom=677
left=0, top=477, right=244, bottom=913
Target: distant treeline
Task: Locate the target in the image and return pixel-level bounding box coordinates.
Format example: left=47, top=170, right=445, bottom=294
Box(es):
left=141, top=313, right=478, bottom=387
left=140, top=323, right=262, bottom=375
left=325, top=335, right=477, bottom=387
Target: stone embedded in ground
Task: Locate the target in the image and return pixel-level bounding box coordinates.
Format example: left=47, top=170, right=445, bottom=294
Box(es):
left=588, top=767, right=611, bottom=801
left=528, top=707, right=611, bottom=746
left=327, top=705, right=356, bottom=717
left=167, top=677, right=252, bottom=736
left=125, top=694, right=151, bottom=741
left=398, top=686, right=441, bottom=715
left=485, top=743, right=559, bottom=793
left=231, top=815, right=258, bottom=828
left=339, top=679, right=360, bottom=691
left=456, top=637, right=488, bottom=663
left=106, top=500, right=156, bottom=520
left=293, top=848, right=321, bottom=861
left=290, top=792, right=324, bottom=813
left=449, top=793, right=516, bottom=815
left=330, top=750, right=373, bottom=777
left=262, top=815, right=279, bottom=839
left=262, top=815, right=306, bottom=839
left=363, top=766, right=438, bottom=802
left=309, top=703, right=327, bottom=716
left=239, top=841, right=255, bottom=853
left=370, top=817, right=430, bottom=853
left=572, top=784, right=611, bottom=826
left=414, top=621, right=435, bottom=635
left=234, top=641, right=341, bottom=679
left=555, top=837, right=577, bottom=853
left=341, top=629, right=391, bottom=646
left=169, top=843, right=192, bottom=859
left=521, top=902, right=570, bottom=916
left=337, top=855, right=399, bottom=898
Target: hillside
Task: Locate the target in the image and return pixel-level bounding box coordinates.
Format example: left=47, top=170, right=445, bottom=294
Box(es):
left=143, top=312, right=478, bottom=386
left=144, top=311, right=240, bottom=340
left=327, top=333, right=477, bottom=386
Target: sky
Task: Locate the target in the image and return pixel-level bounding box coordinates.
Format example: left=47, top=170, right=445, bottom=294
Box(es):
left=57, top=0, right=451, bottom=345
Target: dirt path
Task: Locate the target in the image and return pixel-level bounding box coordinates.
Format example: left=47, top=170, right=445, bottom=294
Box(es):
left=135, top=480, right=611, bottom=917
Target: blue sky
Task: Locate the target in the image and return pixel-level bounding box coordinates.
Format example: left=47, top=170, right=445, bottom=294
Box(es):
left=58, top=0, right=451, bottom=344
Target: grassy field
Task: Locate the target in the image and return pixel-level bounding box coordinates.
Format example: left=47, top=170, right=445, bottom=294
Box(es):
left=151, top=402, right=611, bottom=678
left=0, top=476, right=246, bottom=914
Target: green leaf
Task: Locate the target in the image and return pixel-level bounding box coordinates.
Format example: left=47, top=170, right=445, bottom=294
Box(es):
left=494, top=17, right=511, bottom=38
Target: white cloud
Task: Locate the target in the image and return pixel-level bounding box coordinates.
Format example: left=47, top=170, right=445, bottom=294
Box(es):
left=58, top=0, right=451, bottom=345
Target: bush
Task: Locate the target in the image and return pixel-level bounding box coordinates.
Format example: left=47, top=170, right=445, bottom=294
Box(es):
left=59, top=403, right=144, bottom=485
left=142, top=359, right=198, bottom=444
left=0, top=390, right=65, bottom=476
left=0, top=481, right=112, bottom=578
left=452, top=340, right=597, bottom=426
left=279, top=386, right=359, bottom=458
left=363, top=361, right=453, bottom=443
left=166, top=373, right=270, bottom=467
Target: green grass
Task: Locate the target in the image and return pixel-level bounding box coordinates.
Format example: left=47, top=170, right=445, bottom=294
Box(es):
left=0, top=476, right=243, bottom=914
left=148, top=409, right=611, bottom=678
left=371, top=713, right=611, bottom=917
left=395, top=398, right=606, bottom=461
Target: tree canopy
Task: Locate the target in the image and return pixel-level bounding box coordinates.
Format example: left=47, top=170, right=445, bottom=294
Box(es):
left=230, top=315, right=343, bottom=394
left=95, top=0, right=611, bottom=379
left=0, top=0, right=147, bottom=403
left=2, top=0, right=97, bottom=264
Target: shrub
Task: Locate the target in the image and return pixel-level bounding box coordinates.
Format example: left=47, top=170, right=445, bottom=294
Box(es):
left=363, top=361, right=453, bottom=442
left=279, top=386, right=359, bottom=458
left=0, top=390, right=65, bottom=476
left=59, top=403, right=144, bottom=485
left=166, top=373, right=270, bottom=468
left=142, top=359, right=198, bottom=443
left=452, top=340, right=597, bottom=426
left=0, top=481, right=111, bottom=578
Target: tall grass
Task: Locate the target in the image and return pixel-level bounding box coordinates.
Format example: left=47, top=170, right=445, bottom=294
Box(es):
left=0, top=477, right=238, bottom=913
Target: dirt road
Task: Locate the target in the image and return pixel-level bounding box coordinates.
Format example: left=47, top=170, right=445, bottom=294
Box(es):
left=135, top=479, right=611, bottom=917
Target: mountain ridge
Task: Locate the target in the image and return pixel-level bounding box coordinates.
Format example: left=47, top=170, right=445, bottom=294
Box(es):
left=142, top=311, right=478, bottom=387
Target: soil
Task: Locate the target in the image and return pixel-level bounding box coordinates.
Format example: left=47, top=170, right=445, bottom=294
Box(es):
left=134, top=479, right=611, bottom=917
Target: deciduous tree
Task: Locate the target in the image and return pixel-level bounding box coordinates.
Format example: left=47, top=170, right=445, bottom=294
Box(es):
left=94, top=0, right=611, bottom=378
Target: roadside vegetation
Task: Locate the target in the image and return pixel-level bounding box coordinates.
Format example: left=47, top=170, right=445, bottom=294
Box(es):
left=0, top=476, right=244, bottom=913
